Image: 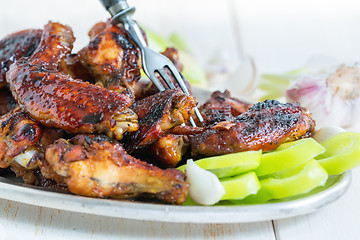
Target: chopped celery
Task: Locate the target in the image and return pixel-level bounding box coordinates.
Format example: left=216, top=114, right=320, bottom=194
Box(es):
left=179, top=52, right=208, bottom=87
left=178, top=150, right=261, bottom=178
left=169, top=33, right=191, bottom=53
left=235, top=159, right=328, bottom=203
left=255, top=138, right=325, bottom=177
left=315, top=132, right=360, bottom=175
left=140, top=26, right=207, bottom=87
left=259, top=55, right=341, bottom=101
left=220, top=172, right=260, bottom=200
left=140, top=26, right=169, bottom=52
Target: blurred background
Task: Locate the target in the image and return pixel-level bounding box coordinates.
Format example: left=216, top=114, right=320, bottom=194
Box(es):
left=1, top=0, right=360, bottom=99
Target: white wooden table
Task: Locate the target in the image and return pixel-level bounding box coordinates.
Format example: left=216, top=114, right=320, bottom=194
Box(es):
left=1, top=0, right=360, bottom=239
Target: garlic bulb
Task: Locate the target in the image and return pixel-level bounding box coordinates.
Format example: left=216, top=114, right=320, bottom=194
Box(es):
left=185, top=159, right=225, bottom=206
left=286, top=64, right=360, bottom=130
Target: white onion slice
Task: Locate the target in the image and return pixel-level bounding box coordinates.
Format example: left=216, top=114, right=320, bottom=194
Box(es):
left=185, top=159, right=225, bottom=206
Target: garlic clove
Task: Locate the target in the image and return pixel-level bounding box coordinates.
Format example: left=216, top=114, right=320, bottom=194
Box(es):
left=286, top=64, right=360, bottom=130
left=186, top=159, right=225, bottom=206
left=327, top=65, right=360, bottom=101
left=313, top=126, right=345, bottom=143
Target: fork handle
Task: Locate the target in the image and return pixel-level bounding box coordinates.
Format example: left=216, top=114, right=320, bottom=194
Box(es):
left=99, top=0, right=128, bottom=14
left=99, top=0, right=147, bottom=48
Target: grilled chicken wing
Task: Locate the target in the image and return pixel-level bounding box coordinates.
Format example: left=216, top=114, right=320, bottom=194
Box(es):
left=78, top=21, right=141, bottom=97
left=146, top=90, right=252, bottom=166
left=169, top=90, right=252, bottom=135
left=0, top=29, right=42, bottom=88
left=45, top=134, right=189, bottom=204
left=198, top=90, right=252, bottom=126
left=0, top=107, right=64, bottom=183
left=190, top=99, right=315, bottom=156
left=6, top=22, right=138, bottom=140
left=0, top=87, right=16, bottom=115
left=60, top=53, right=95, bottom=84
left=149, top=134, right=189, bottom=168
left=125, top=88, right=196, bottom=152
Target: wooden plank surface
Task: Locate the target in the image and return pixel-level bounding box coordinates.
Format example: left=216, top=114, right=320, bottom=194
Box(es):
left=0, top=199, right=275, bottom=240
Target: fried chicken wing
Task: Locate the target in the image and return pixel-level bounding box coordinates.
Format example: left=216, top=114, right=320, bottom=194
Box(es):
left=45, top=134, right=189, bottom=204
left=0, top=87, right=16, bottom=115
left=190, top=99, right=315, bottom=156
left=78, top=21, right=141, bottom=96
left=198, top=90, right=252, bottom=126
left=0, top=108, right=42, bottom=170
left=0, top=29, right=42, bottom=88
left=125, top=88, right=196, bottom=152
left=167, top=90, right=252, bottom=137
left=0, top=108, right=64, bottom=183
left=6, top=22, right=138, bottom=140
left=60, top=53, right=95, bottom=84
left=149, top=134, right=189, bottom=168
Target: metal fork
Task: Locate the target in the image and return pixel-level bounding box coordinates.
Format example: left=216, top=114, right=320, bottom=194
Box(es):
left=99, top=0, right=203, bottom=127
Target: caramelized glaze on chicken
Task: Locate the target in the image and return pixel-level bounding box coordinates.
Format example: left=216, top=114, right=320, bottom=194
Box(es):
left=6, top=22, right=138, bottom=140
left=190, top=99, right=315, bottom=156
left=150, top=134, right=189, bottom=168
left=0, top=108, right=42, bottom=170
left=0, top=87, right=16, bottom=115
left=60, top=54, right=95, bottom=84
left=0, top=29, right=42, bottom=88
left=45, top=134, right=189, bottom=204
left=78, top=21, right=141, bottom=96
left=125, top=88, right=196, bottom=152
left=198, top=90, right=252, bottom=126
left=0, top=107, right=64, bottom=183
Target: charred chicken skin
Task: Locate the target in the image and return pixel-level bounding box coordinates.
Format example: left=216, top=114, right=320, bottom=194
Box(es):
left=190, top=99, right=315, bottom=156
left=45, top=134, right=189, bottom=204
left=0, top=87, right=16, bottom=115
left=125, top=88, right=196, bottom=153
left=0, top=108, right=42, bottom=170
left=0, top=107, right=64, bottom=183
left=6, top=22, right=138, bottom=140
left=198, top=90, right=252, bottom=126
left=78, top=21, right=141, bottom=97
left=60, top=53, right=95, bottom=84
left=0, top=29, right=43, bottom=88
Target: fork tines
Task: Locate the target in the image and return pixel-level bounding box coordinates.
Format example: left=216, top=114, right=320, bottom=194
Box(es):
left=143, top=49, right=204, bottom=127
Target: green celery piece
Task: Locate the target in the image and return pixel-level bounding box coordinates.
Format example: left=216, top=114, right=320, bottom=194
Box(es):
left=178, top=52, right=208, bottom=87
left=177, top=150, right=261, bottom=178
left=140, top=26, right=169, bottom=52
left=140, top=26, right=207, bottom=87
left=169, top=33, right=191, bottom=53
left=255, top=138, right=325, bottom=177
left=315, top=132, right=360, bottom=175
left=234, top=159, right=328, bottom=203
left=258, top=72, right=299, bottom=100
left=261, top=73, right=296, bottom=86
left=220, top=172, right=260, bottom=200
left=262, top=161, right=309, bottom=179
